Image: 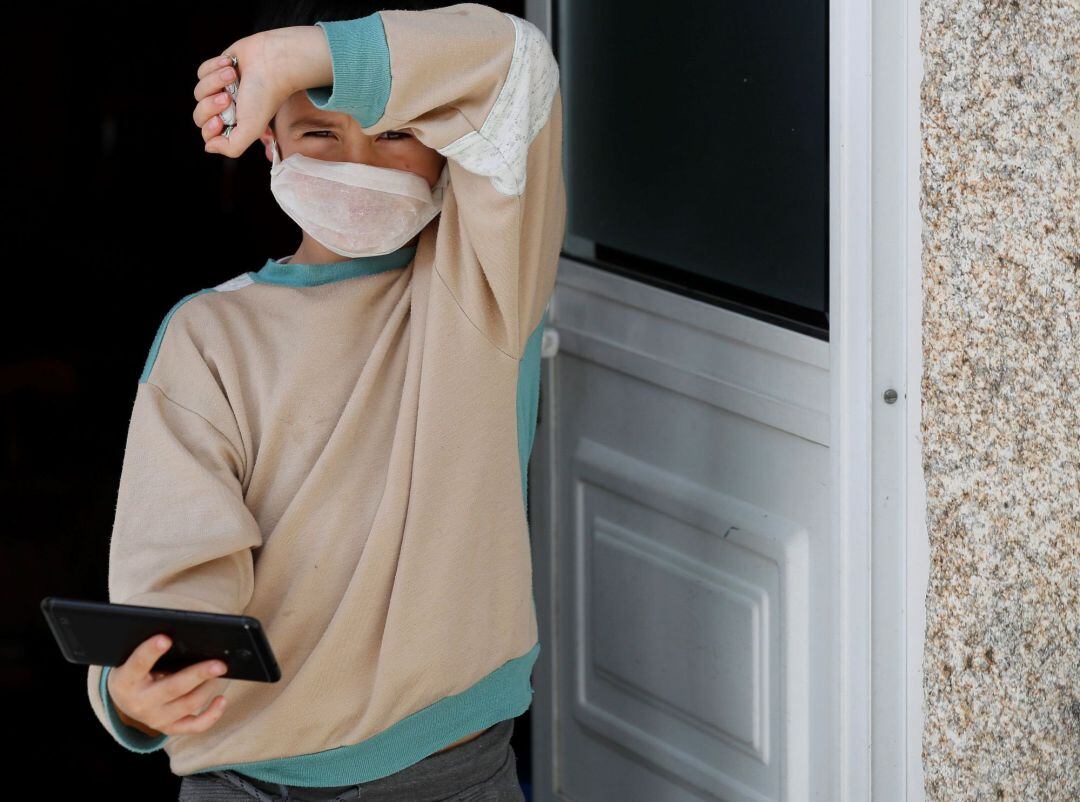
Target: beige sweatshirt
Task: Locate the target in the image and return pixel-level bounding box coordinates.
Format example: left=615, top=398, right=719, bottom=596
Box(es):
left=85, top=2, right=564, bottom=785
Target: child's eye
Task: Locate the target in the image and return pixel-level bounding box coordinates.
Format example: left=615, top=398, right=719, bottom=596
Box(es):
left=303, top=131, right=411, bottom=140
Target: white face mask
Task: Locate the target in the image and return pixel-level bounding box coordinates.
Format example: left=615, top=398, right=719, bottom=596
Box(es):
left=268, top=135, right=448, bottom=258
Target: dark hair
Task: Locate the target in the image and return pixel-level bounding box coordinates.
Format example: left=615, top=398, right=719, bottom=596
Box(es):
left=252, top=1, right=454, bottom=34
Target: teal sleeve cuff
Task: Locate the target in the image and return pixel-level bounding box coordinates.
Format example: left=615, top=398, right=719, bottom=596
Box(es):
left=305, top=13, right=392, bottom=129
left=100, top=665, right=169, bottom=753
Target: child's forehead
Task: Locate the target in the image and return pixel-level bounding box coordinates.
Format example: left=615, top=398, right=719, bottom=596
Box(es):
left=279, top=93, right=350, bottom=128
left=284, top=111, right=349, bottom=130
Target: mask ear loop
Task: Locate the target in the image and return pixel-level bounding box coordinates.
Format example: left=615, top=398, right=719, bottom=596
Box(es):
left=219, top=54, right=240, bottom=138
left=269, top=135, right=281, bottom=171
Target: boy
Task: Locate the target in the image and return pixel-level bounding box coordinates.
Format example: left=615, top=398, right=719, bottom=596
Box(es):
left=84, top=1, right=564, bottom=797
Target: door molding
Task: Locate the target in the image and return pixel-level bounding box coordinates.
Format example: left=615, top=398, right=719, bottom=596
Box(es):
left=829, top=0, right=874, bottom=794
left=868, top=0, right=930, bottom=798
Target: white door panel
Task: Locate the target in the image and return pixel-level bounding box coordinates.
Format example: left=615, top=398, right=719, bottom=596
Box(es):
left=531, top=260, right=831, bottom=801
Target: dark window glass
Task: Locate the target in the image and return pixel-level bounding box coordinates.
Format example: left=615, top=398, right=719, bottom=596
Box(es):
left=555, top=0, right=828, bottom=339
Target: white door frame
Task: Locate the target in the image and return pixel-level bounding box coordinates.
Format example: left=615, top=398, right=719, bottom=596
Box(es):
left=834, top=0, right=927, bottom=798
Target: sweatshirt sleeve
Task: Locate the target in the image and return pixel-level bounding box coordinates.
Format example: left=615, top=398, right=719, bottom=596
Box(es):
left=306, top=2, right=566, bottom=359
left=85, top=373, right=262, bottom=753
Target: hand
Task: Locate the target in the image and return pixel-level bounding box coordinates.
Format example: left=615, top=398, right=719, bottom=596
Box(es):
left=193, top=27, right=333, bottom=159
left=107, top=633, right=231, bottom=737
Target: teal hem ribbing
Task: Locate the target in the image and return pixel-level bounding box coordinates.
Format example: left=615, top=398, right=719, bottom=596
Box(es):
left=186, top=641, right=540, bottom=786
left=306, top=13, right=392, bottom=128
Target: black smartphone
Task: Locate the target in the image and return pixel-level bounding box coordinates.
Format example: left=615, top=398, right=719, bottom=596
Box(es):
left=40, top=597, right=281, bottom=682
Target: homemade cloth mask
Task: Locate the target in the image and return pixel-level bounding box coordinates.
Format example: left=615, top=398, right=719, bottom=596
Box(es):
left=269, top=135, right=449, bottom=258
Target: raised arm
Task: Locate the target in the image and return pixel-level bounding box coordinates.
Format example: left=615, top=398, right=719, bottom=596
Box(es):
left=196, top=3, right=565, bottom=358
left=296, top=3, right=565, bottom=358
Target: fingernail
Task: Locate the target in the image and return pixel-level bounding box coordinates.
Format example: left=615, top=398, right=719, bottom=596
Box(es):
left=212, top=663, right=226, bottom=674
left=219, top=56, right=232, bottom=66
left=157, top=637, right=169, bottom=648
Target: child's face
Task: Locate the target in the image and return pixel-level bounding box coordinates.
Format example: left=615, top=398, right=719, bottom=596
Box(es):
left=260, top=90, right=446, bottom=190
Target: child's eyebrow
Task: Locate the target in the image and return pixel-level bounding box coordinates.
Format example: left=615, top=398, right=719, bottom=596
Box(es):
left=288, top=115, right=343, bottom=130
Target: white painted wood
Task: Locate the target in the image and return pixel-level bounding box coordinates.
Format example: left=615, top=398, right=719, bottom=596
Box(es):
left=539, top=260, right=827, bottom=802
left=828, top=0, right=873, bottom=797
left=870, top=0, right=929, bottom=798
left=525, top=0, right=928, bottom=800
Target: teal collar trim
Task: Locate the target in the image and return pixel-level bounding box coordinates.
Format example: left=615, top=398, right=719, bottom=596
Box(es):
left=251, top=245, right=416, bottom=287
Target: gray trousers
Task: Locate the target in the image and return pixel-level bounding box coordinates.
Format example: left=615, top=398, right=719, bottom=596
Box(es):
left=177, top=718, right=524, bottom=802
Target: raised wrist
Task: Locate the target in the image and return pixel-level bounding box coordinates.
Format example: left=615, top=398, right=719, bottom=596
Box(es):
left=275, top=25, right=335, bottom=97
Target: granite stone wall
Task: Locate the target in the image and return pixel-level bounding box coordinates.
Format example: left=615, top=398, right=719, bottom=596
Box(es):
left=919, top=0, right=1079, bottom=799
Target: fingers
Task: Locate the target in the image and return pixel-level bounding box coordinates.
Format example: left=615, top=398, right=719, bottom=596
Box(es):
left=195, top=34, right=281, bottom=158
left=193, top=64, right=237, bottom=104
left=148, top=656, right=228, bottom=705
left=204, top=123, right=246, bottom=158
left=156, top=661, right=231, bottom=734
left=192, top=61, right=237, bottom=134
left=194, top=90, right=234, bottom=132
left=194, top=56, right=239, bottom=147
left=168, top=696, right=228, bottom=735
left=197, top=53, right=238, bottom=82
left=139, top=659, right=232, bottom=735
left=125, top=633, right=174, bottom=680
